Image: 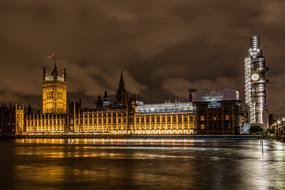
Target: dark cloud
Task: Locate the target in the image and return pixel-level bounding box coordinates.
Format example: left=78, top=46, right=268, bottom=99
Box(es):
left=0, top=0, right=284, bottom=113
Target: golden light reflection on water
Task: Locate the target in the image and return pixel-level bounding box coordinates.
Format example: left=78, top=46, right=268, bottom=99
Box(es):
left=15, top=138, right=201, bottom=146
left=8, top=139, right=285, bottom=190
left=16, top=165, right=64, bottom=183
left=16, top=147, right=65, bottom=158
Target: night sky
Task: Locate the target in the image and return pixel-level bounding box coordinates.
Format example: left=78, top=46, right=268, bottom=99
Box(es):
left=0, top=1, right=284, bottom=113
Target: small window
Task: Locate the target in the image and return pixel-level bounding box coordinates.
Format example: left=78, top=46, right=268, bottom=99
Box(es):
left=225, top=115, right=230, bottom=120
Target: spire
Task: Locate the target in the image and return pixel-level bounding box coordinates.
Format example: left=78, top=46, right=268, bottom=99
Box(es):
left=96, top=95, right=103, bottom=109
left=97, top=95, right=102, bottom=101
left=52, top=64, right=58, bottom=76
left=116, top=69, right=128, bottom=106
left=119, top=69, right=125, bottom=90
left=43, top=66, right=46, bottom=80
left=104, top=90, right=108, bottom=98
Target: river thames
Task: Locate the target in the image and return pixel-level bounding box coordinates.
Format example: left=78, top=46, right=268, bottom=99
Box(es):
left=0, top=138, right=284, bottom=190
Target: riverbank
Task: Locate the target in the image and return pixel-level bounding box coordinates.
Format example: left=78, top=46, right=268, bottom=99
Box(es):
left=7, top=134, right=263, bottom=140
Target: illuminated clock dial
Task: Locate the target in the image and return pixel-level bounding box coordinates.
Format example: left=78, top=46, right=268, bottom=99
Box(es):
left=251, top=73, right=260, bottom=81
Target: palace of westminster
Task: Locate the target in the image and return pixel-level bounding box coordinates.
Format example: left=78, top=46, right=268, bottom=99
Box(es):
left=0, top=36, right=271, bottom=137
left=0, top=61, right=243, bottom=137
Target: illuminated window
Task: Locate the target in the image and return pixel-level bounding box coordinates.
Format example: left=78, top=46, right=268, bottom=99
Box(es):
left=200, top=115, right=205, bottom=121
left=178, top=115, right=182, bottom=122
left=156, top=117, right=159, bottom=122
left=146, top=117, right=150, bottom=123
left=225, top=115, right=230, bottom=120
left=184, top=117, right=188, bottom=122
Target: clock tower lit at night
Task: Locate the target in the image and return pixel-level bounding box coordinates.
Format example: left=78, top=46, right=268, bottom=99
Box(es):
left=244, top=36, right=269, bottom=128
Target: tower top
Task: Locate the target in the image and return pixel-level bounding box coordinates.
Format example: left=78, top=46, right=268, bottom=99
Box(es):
left=43, top=53, right=66, bottom=82
left=250, top=35, right=260, bottom=49
left=49, top=53, right=58, bottom=76
left=48, top=53, right=56, bottom=66
left=104, top=90, right=108, bottom=98
left=51, top=63, right=58, bottom=76
left=119, top=69, right=125, bottom=90
left=248, top=35, right=263, bottom=57
left=116, top=69, right=128, bottom=106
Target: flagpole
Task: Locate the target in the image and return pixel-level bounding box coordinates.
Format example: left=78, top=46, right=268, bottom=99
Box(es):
left=48, top=53, right=56, bottom=66
left=53, top=53, right=56, bottom=66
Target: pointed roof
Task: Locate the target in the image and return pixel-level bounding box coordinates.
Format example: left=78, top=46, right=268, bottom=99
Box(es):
left=51, top=63, right=58, bottom=76
left=104, top=90, right=108, bottom=98
left=118, top=69, right=125, bottom=91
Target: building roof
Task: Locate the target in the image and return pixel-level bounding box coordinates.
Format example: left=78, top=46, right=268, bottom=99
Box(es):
left=191, top=88, right=240, bottom=102
left=135, top=102, right=195, bottom=114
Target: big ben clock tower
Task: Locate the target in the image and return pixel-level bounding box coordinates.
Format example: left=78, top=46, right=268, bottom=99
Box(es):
left=244, top=36, right=269, bottom=128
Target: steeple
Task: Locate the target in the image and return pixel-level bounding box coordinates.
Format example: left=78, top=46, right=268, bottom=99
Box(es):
left=116, top=69, right=128, bottom=106
left=104, top=90, right=108, bottom=99
left=52, top=63, right=58, bottom=76
left=96, top=95, right=103, bottom=109
left=103, top=90, right=111, bottom=107
left=119, top=69, right=125, bottom=90
left=43, top=66, right=46, bottom=80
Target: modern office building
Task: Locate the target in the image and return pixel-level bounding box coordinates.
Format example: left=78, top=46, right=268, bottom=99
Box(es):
left=191, top=88, right=243, bottom=134
left=244, top=35, right=269, bottom=128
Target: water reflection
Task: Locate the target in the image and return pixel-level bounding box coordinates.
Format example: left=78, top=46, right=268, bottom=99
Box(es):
left=0, top=139, right=284, bottom=190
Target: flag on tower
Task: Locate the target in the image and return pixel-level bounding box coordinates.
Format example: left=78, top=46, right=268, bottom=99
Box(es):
left=48, top=53, right=55, bottom=60
left=48, top=53, right=56, bottom=65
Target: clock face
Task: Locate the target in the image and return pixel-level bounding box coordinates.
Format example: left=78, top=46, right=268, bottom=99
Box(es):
left=251, top=73, right=260, bottom=81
